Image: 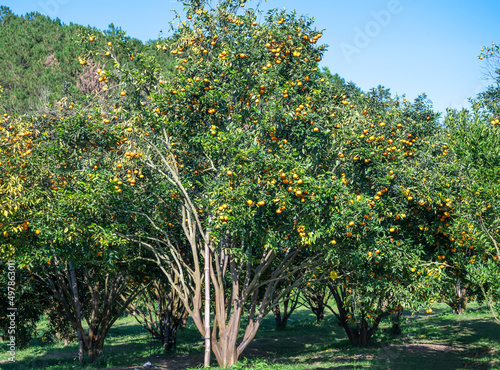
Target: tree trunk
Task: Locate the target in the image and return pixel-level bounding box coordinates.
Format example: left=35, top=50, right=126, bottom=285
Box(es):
left=448, top=295, right=468, bottom=314
left=180, top=310, right=189, bottom=328
left=338, top=318, right=375, bottom=346
left=42, top=260, right=140, bottom=364
left=204, top=234, right=211, bottom=367
left=311, top=298, right=325, bottom=324
left=272, top=291, right=300, bottom=330
left=314, top=305, right=325, bottom=324
left=215, top=339, right=238, bottom=368
left=212, top=317, right=240, bottom=368
left=447, top=277, right=468, bottom=315
left=330, top=284, right=385, bottom=346
left=161, top=319, right=177, bottom=353
left=302, top=286, right=333, bottom=325
left=68, top=262, right=85, bottom=364
left=390, top=310, right=402, bottom=336
left=272, top=305, right=284, bottom=329
left=87, top=347, right=101, bottom=363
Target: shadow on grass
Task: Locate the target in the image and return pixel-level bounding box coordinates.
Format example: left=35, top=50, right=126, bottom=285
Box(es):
left=2, top=310, right=499, bottom=369
left=0, top=322, right=204, bottom=370
left=239, top=314, right=500, bottom=370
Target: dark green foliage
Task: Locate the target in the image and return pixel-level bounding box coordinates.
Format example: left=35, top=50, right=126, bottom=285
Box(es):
left=0, top=7, right=174, bottom=114
left=0, top=264, right=48, bottom=348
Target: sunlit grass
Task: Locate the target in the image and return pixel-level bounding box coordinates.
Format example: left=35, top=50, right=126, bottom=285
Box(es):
left=1, top=302, right=499, bottom=369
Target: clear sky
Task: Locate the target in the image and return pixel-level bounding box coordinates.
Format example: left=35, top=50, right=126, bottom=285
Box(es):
left=2, top=0, right=499, bottom=114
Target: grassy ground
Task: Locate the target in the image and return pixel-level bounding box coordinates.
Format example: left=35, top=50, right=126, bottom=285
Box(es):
left=1, top=303, right=499, bottom=369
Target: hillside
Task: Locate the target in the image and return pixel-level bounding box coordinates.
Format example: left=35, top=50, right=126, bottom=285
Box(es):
left=0, top=6, right=174, bottom=114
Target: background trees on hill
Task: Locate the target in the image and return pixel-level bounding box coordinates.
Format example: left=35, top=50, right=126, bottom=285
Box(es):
left=0, top=6, right=175, bottom=114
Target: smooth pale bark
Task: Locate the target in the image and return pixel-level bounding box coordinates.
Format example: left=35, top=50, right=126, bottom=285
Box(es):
left=121, top=131, right=318, bottom=368
left=447, top=276, right=468, bottom=315
left=204, top=233, right=211, bottom=367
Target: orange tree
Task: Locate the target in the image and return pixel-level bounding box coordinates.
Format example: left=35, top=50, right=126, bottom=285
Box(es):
left=413, top=43, right=500, bottom=318
left=0, top=115, right=49, bottom=345
left=0, top=92, right=45, bottom=345
left=442, top=102, right=500, bottom=320
left=308, top=82, right=447, bottom=345
left=0, top=103, right=145, bottom=363
left=477, top=42, right=500, bottom=117
left=0, top=264, right=49, bottom=346
left=77, top=0, right=342, bottom=366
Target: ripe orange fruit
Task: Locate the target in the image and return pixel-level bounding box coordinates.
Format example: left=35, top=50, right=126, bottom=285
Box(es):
left=247, top=200, right=253, bottom=206
left=35, top=230, right=41, bottom=235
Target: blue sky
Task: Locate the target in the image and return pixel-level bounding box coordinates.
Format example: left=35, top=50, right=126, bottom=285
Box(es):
left=2, top=0, right=499, bottom=114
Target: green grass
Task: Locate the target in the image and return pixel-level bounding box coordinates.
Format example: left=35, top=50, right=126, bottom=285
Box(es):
left=1, top=303, right=499, bottom=369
